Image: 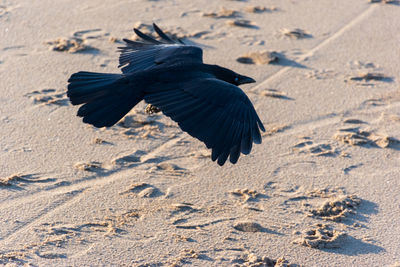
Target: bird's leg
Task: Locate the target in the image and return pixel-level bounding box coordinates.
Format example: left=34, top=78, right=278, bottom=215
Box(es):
left=145, top=104, right=161, bottom=114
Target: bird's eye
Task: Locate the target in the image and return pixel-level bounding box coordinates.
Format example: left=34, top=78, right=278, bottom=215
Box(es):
left=234, top=77, right=239, bottom=82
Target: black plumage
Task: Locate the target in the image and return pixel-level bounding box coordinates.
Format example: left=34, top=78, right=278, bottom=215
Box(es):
left=67, top=23, right=265, bottom=166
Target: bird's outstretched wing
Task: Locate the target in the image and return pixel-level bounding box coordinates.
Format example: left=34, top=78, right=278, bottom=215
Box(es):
left=144, top=78, right=265, bottom=166
left=118, top=23, right=203, bottom=73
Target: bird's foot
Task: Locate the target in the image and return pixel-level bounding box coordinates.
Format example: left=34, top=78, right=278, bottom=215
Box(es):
left=145, top=104, right=161, bottom=114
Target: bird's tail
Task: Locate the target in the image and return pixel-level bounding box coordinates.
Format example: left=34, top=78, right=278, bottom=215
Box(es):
left=67, top=71, right=143, bottom=128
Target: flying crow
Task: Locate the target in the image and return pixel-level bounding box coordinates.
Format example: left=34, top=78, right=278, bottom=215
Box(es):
left=67, top=23, right=265, bottom=166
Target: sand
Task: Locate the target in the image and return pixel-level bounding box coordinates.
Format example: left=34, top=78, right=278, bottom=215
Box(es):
left=1, top=0, right=399, bottom=266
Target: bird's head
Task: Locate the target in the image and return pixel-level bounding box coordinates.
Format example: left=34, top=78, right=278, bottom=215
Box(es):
left=232, top=74, right=256, bottom=86
left=209, top=65, right=256, bottom=86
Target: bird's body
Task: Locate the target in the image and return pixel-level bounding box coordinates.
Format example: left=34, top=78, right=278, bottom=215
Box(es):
left=67, top=24, right=265, bottom=166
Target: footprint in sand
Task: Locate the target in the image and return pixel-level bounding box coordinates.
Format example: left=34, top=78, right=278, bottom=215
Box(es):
left=74, top=161, right=104, bottom=172
left=292, top=137, right=340, bottom=157
left=171, top=233, right=195, bottom=243
left=243, top=6, right=279, bottom=13
left=120, top=182, right=163, bottom=198
left=334, top=127, right=398, bottom=148
left=343, top=118, right=367, bottom=124
left=149, top=162, right=188, bottom=176
left=346, top=72, right=393, bottom=84
left=261, top=183, right=370, bottom=251
left=264, top=182, right=347, bottom=206
left=118, top=112, right=163, bottom=139
left=20, top=211, right=140, bottom=258
left=230, top=188, right=265, bottom=202
left=280, top=28, right=312, bottom=39
left=165, top=249, right=206, bottom=267
left=25, top=89, right=70, bottom=107
left=170, top=203, right=201, bottom=216
left=226, top=19, right=258, bottom=28
left=0, top=251, right=25, bottom=265
left=120, top=125, right=161, bottom=139
left=111, top=154, right=141, bottom=167
left=343, top=163, right=364, bottom=175
left=45, top=29, right=108, bottom=53
left=45, top=38, right=95, bottom=53
left=233, top=221, right=268, bottom=233
left=279, top=187, right=363, bottom=223
left=231, top=253, right=295, bottom=267
left=202, top=7, right=240, bottom=18
left=292, top=223, right=347, bottom=249
left=308, top=195, right=361, bottom=222
left=236, top=51, right=279, bottom=65
left=0, top=173, right=55, bottom=187
left=91, top=137, right=112, bottom=145
left=345, top=60, right=393, bottom=85
left=362, top=98, right=387, bottom=107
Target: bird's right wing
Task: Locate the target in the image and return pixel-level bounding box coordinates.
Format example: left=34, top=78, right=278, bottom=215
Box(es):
left=144, top=78, right=265, bottom=166
left=118, top=23, right=203, bottom=73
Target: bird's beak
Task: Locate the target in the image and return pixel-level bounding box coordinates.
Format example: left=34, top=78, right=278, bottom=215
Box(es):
left=239, top=76, right=256, bottom=85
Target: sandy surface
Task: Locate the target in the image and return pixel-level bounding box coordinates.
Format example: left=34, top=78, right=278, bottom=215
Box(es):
left=1, top=0, right=400, bottom=266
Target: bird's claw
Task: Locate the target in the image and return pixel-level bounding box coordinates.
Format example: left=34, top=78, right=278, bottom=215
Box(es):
left=145, top=104, right=161, bottom=114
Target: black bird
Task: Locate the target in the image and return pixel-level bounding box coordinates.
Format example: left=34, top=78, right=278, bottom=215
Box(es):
left=67, top=23, right=265, bottom=166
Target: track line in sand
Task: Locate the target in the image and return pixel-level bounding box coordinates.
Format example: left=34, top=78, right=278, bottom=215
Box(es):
left=0, top=166, right=146, bottom=245
left=0, top=188, right=85, bottom=244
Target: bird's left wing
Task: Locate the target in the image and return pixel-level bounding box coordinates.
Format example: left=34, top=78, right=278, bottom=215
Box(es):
left=144, top=78, right=265, bottom=166
left=118, top=23, right=203, bottom=73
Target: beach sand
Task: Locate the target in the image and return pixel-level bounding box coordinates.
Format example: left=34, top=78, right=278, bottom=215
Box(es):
left=1, top=0, right=399, bottom=266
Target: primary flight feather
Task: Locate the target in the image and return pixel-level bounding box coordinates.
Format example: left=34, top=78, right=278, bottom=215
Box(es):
left=67, top=23, right=265, bottom=166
